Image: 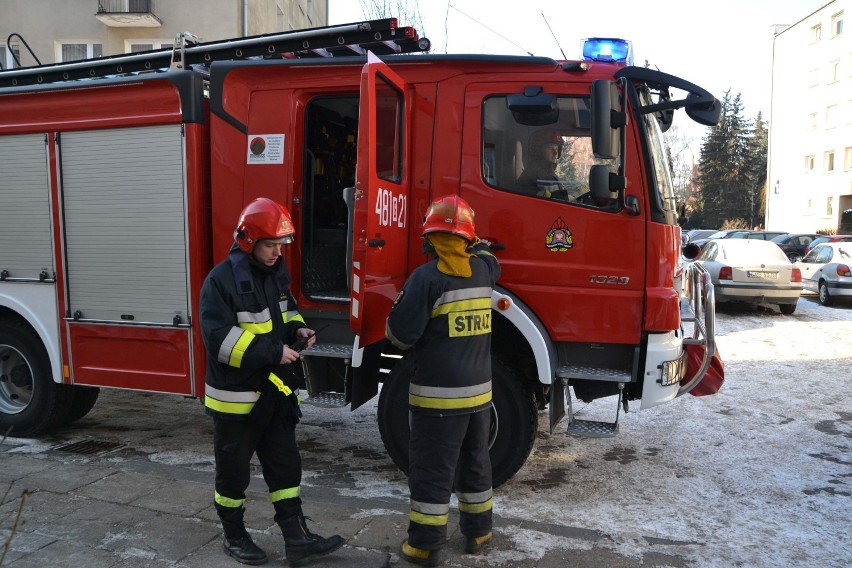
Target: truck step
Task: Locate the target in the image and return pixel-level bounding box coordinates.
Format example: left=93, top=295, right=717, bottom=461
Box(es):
left=567, top=419, right=619, bottom=438
left=301, top=391, right=347, bottom=408
left=555, top=364, right=631, bottom=382
left=300, top=343, right=353, bottom=359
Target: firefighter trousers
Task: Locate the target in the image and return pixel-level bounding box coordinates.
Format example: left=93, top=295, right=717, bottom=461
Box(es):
left=212, top=403, right=302, bottom=517
left=407, top=408, right=493, bottom=550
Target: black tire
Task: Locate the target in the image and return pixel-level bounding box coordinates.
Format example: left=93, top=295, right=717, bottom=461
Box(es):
left=0, top=320, right=73, bottom=437
left=818, top=280, right=834, bottom=306
left=62, top=385, right=100, bottom=425
left=487, top=358, right=538, bottom=486
left=779, top=303, right=797, bottom=315
left=377, top=355, right=537, bottom=488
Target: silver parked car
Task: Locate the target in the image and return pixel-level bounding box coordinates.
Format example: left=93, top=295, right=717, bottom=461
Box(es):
left=794, top=243, right=852, bottom=306
left=695, top=239, right=802, bottom=314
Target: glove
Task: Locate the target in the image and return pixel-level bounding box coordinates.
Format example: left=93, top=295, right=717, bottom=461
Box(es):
left=248, top=372, right=280, bottom=430
left=268, top=372, right=302, bottom=427
left=248, top=370, right=301, bottom=429
left=284, top=391, right=302, bottom=427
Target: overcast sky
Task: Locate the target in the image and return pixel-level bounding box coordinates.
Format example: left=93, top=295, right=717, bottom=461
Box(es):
left=329, top=0, right=832, bottom=146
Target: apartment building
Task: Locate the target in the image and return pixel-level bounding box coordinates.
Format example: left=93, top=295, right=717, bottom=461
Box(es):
left=0, top=0, right=327, bottom=69
left=766, top=0, right=850, bottom=233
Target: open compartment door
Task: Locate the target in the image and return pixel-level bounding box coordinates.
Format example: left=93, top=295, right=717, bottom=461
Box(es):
left=350, top=52, right=411, bottom=348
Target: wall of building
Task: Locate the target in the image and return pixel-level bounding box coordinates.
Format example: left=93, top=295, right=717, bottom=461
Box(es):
left=0, top=0, right=327, bottom=68
left=766, top=0, right=851, bottom=233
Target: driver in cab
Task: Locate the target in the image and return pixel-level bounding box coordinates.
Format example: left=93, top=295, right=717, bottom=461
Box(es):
left=516, top=130, right=574, bottom=201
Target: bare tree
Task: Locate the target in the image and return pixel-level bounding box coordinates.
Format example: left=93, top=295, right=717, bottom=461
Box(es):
left=664, top=124, right=696, bottom=204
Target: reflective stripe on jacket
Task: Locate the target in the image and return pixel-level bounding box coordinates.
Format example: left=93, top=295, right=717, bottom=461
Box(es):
left=200, top=245, right=305, bottom=420
left=386, top=242, right=500, bottom=415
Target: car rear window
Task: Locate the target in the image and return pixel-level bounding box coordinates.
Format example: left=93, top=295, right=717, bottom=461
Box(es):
left=721, top=242, right=788, bottom=263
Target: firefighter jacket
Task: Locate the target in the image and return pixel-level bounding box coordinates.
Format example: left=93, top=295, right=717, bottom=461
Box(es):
left=385, top=241, right=500, bottom=415
left=200, top=244, right=306, bottom=420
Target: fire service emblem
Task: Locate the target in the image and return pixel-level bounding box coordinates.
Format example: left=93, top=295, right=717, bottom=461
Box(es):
left=546, top=218, right=573, bottom=252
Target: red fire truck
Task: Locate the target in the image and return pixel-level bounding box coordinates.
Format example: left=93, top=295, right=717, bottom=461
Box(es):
left=0, top=19, right=718, bottom=486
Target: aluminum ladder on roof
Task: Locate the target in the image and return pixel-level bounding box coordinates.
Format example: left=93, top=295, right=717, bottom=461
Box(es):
left=0, top=18, right=430, bottom=88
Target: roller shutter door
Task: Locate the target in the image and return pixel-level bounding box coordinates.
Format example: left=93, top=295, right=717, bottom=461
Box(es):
left=60, top=125, right=188, bottom=324
left=0, top=134, right=54, bottom=280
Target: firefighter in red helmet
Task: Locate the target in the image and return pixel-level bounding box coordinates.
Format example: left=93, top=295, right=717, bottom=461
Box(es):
left=199, top=197, right=344, bottom=566
left=517, top=129, right=572, bottom=200
left=386, top=195, right=501, bottom=566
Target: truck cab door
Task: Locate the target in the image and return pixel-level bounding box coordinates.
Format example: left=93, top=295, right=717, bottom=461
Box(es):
left=350, top=52, right=411, bottom=347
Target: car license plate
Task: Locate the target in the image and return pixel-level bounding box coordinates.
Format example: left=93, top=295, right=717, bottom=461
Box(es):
left=748, top=271, right=778, bottom=279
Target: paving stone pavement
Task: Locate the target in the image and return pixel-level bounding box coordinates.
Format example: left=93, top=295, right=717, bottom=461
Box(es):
left=0, top=432, right=686, bottom=568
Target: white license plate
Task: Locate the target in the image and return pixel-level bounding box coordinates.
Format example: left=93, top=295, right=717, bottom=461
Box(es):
left=748, top=271, right=778, bottom=279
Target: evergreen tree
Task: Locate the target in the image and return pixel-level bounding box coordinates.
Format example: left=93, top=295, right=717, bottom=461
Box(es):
left=745, top=111, right=768, bottom=226
left=696, top=91, right=753, bottom=227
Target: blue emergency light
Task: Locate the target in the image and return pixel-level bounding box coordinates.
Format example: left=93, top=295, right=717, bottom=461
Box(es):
left=581, top=38, right=633, bottom=65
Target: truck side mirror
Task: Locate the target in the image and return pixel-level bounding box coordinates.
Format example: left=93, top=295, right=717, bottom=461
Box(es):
left=590, top=79, right=624, bottom=159
left=685, top=92, right=721, bottom=127
left=589, top=165, right=619, bottom=200
left=589, top=164, right=628, bottom=211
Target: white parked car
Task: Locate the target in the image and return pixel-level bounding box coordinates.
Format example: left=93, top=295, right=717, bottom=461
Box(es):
left=794, top=243, right=852, bottom=306
left=694, top=239, right=802, bottom=314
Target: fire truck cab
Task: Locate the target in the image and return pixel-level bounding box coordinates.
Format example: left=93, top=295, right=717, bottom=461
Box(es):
left=0, top=21, right=718, bottom=486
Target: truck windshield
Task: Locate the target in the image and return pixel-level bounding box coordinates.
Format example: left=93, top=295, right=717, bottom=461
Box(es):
left=481, top=95, right=617, bottom=209
left=638, top=89, right=678, bottom=217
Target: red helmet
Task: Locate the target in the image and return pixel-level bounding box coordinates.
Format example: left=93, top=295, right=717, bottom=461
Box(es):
left=233, top=197, right=295, bottom=253
left=422, top=195, right=476, bottom=242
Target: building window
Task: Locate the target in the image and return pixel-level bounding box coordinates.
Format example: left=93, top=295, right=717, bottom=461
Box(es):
left=845, top=147, right=852, bottom=171
left=826, top=104, right=838, bottom=128
left=57, top=42, right=103, bottom=62
left=125, top=40, right=172, bottom=53
left=808, top=67, right=820, bottom=87
left=805, top=155, right=815, bottom=171
left=825, top=151, right=835, bottom=172
left=830, top=60, right=840, bottom=82
left=827, top=197, right=833, bottom=216
left=811, top=24, right=822, bottom=42
left=0, top=44, right=20, bottom=69
left=808, top=111, right=818, bottom=129
left=831, top=11, right=844, bottom=37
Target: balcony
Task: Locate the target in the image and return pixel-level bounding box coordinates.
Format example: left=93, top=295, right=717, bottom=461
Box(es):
left=96, top=0, right=162, bottom=27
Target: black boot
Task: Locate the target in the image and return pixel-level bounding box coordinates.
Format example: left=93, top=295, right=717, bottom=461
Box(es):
left=218, top=506, right=268, bottom=565
left=275, top=511, right=344, bottom=567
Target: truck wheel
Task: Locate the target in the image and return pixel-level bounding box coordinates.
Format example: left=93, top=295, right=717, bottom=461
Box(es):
left=377, top=355, right=537, bottom=488
left=818, top=280, right=833, bottom=306
left=488, top=358, right=537, bottom=486
left=0, top=321, right=72, bottom=437
left=62, top=385, right=100, bottom=425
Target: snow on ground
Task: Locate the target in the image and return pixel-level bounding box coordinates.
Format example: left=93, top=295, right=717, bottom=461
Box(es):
left=314, top=296, right=851, bottom=567
left=494, top=297, right=852, bottom=567
left=9, top=295, right=849, bottom=567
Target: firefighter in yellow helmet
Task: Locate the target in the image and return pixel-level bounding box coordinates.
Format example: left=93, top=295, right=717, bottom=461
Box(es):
left=199, top=197, right=344, bottom=566
left=386, top=195, right=501, bottom=566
